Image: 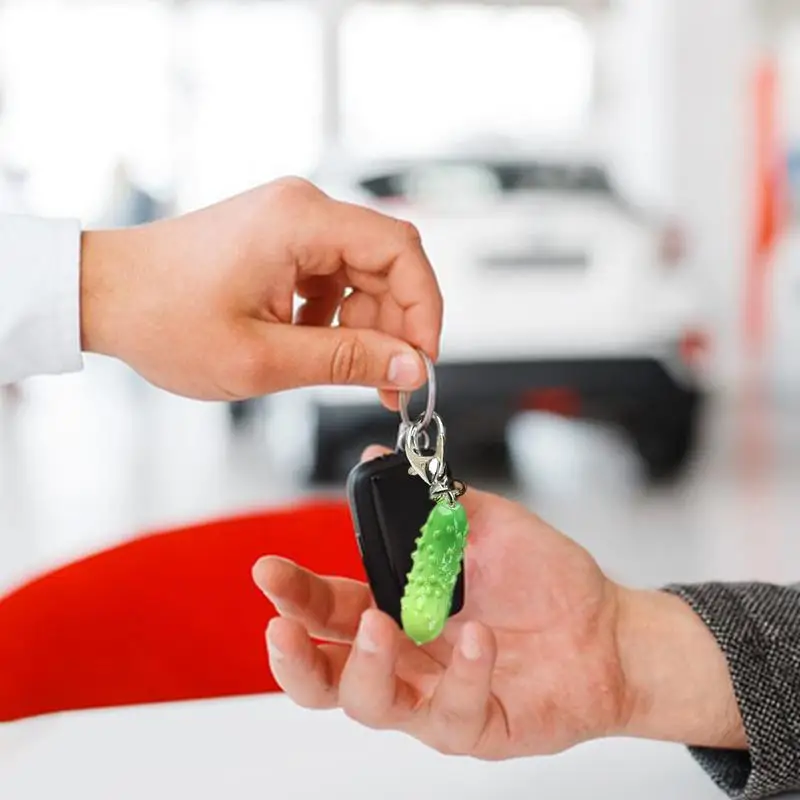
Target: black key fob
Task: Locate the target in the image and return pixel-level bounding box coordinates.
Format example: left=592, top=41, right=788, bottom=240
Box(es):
left=346, top=449, right=465, bottom=628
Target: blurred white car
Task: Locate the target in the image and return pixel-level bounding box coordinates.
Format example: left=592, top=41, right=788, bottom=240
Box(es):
left=234, top=147, right=709, bottom=483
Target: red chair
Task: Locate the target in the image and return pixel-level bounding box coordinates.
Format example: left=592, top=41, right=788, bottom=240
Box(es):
left=0, top=500, right=365, bottom=723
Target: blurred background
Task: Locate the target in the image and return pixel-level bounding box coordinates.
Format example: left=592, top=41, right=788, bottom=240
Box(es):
left=1, top=0, right=800, bottom=797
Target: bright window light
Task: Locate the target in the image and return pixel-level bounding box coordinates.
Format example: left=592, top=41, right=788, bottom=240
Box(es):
left=341, top=2, right=594, bottom=157
left=0, top=0, right=173, bottom=219
left=180, top=0, right=321, bottom=210
left=0, top=0, right=321, bottom=218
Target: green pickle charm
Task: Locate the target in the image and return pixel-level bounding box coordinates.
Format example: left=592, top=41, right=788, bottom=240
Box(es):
left=401, top=410, right=468, bottom=646
left=401, top=499, right=469, bottom=645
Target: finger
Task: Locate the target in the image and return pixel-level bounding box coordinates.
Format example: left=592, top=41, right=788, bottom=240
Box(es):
left=338, top=291, right=379, bottom=331
left=377, top=295, right=406, bottom=341
left=459, top=487, right=488, bottom=521
left=379, top=388, right=400, bottom=411
left=339, top=295, right=402, bottom=410
left=427, top=622, right=497, bottom=753
left=340, top=290, right=405, bottom=342
left=458, top=486, right=525, bottom=537
left=337, top=291, right=414, bottom=415
left=325, top=202, right=443, bottom=360
left=361, top=444, right=391, bottom=463
left=295, top=276, right=345, bottom=327
left=338, top=610, right=418, bottom=730
left=342, top=268, right=388, bottom=297
left=253, top=557, right=372, bottom=642
left=250, top=322, right=426, bottom=391
left=267, top=617, right=349, bottom=709
left=372, top=294, right=423, bottom=410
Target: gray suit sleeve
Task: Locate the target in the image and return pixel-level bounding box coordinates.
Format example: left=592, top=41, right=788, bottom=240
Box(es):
left=662, top=583, right=800, bottom=799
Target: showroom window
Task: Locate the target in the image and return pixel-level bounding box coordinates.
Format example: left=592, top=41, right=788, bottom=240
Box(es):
left=0, top=0, right=174, bottom=219
left=340, top=2, right=594, bottom=157
left=0, top=0, right=321, bottom=219
left=180, top=0, right=322, bottom=209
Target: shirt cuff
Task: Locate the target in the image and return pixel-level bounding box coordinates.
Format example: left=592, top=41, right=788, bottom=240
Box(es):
left=0, top=215, right=83, bottom=385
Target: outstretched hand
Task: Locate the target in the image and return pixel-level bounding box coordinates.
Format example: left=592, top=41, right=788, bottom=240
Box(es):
left=252, top=445, right=629, bottom=759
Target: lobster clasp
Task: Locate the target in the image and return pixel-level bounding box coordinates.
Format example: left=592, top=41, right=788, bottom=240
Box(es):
left=404, top=412, right=447, bottom=487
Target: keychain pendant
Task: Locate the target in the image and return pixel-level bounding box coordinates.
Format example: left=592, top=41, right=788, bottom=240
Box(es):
left=399, top=403, right=469, bottom=646
left=401, top=499, right=469, bottom=645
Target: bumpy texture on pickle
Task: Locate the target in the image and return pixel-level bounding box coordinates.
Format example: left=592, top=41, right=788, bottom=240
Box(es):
left=400, top=500, right=469, bottom=645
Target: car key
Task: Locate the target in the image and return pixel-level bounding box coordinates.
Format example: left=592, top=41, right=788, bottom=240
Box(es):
left=346, top=353, right=468, bottom=645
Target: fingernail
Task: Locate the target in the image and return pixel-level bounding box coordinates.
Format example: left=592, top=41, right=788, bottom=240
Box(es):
left=388, top=353, right=421, bottom=388
left=356, top=613, right=380, bottom=654
left=460, top=625, right=482, bottom=661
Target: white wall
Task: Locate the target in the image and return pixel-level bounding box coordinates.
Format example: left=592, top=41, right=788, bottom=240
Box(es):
left=600, top=0, right=673, bottom=210
left=602, top=0, right=759, bottom=387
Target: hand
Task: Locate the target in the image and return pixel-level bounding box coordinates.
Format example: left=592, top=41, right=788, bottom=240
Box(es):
left=79, top=178, right=442, bottom=404
left=252, top=447, right=745, bottom=759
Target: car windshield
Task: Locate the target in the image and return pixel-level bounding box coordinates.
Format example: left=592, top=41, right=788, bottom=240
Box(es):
left=492, top=162, right=612, bottom=193
left=357, top=160, right=615, bottom=203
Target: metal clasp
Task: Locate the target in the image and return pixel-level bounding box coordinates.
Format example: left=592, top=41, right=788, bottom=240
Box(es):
left=404, top=412, right=447, bottom=487
left=404, top=412, right=465, bottom=507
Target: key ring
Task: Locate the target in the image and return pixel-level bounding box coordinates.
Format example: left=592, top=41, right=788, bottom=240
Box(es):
left=399, top=350, right=436, bottom=432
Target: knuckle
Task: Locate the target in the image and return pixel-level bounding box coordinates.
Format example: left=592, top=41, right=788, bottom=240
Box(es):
left=330, top=335, right=369, bottom=385
left=270, top=175, right=322, bottom=207
left=396, top=218, right=421, bottom=245
left=430, top=738, right=463, bottom=757
left=341, top=702, right=359, bottom=722
left=292, top=242, right=316, bottom=272
left=342, top=701, right=384, bottom=730
left=436, top=705, right=472, bottom=731
left=429, top=706, right=483, bottom=756
left=294, top=692, right=334, bottom=712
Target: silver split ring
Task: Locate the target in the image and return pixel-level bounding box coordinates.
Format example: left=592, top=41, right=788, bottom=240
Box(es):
left=398, top=350, right=436, bottom=431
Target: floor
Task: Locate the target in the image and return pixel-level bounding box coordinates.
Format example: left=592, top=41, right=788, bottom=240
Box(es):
left=1, top=355, right=800, bottom=799
left=0, top=695, right=725, bottom=800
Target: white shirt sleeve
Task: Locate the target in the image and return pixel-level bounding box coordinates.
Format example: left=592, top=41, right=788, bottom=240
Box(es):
left=0, top=214, right=83, bottom=386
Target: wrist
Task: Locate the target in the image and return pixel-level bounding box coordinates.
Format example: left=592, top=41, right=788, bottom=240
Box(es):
left=614, top=586, right=746, bottom=749
left=80, top=228, right=137, bottom=358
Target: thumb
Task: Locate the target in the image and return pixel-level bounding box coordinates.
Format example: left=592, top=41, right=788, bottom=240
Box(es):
left=361, top=444, right=391, bottom=462
left=254, top=323, right=427, bottom=392
left=458, top=485, right=492, bottom=519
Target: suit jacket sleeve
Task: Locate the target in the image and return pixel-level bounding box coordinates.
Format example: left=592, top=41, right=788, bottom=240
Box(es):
left=664, top=582, right=800, bottom=799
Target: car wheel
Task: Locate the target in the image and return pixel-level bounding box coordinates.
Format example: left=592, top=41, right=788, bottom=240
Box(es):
left=629, top=406, right=698, bottom=484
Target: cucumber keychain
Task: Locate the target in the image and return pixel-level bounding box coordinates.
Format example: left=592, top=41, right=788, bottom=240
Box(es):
left=346, top=350, right=469, bottom=647
left=400, top=410, right=468, bottom=645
